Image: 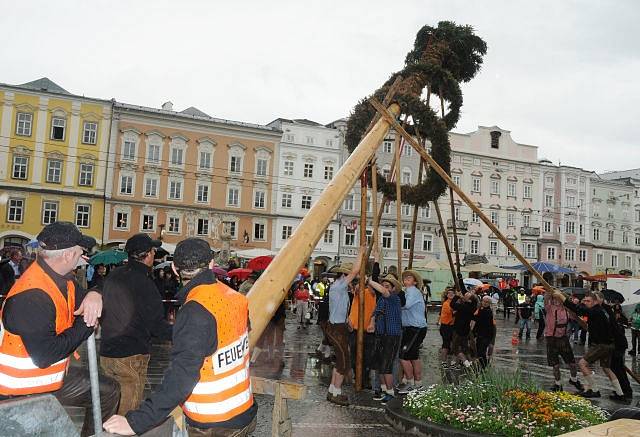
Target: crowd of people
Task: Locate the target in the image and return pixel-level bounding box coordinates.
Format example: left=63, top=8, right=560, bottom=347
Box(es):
left=0, top=221, right=638, bottom=436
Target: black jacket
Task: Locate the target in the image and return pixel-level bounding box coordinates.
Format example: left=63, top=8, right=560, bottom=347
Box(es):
left=1, top=257, right=93, bottom=368
left=126, top=269, right=257, bottom=434
left=451, top=296, right=475, bottom=336
left=473, top=307, right=496, bottom=341
left=100, top=260, right=172, bottom=358
left=0, top=259, right=16, bottom=295
left=563, top=300, right=614, bottom=345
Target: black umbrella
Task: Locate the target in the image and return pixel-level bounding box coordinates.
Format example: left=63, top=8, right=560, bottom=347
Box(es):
left=602, top=289, right=625, bottom=303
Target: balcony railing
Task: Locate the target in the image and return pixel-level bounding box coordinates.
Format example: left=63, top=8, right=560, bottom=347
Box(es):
left=447, top=219, right=468, bottom=230
left=521, top=226, right=540, bottom=237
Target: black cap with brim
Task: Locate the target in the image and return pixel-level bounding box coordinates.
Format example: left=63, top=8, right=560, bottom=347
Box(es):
left=37, top=222, right=96, bottom=251
left=125, top=233, right=162, bottom=255
left=173, top=238, right=212, bottom=271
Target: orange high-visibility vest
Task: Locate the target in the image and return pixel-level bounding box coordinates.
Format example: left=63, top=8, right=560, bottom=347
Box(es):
left=0, top=262, right=76, bottom=395
left=181, top=282, right=253, bottom=424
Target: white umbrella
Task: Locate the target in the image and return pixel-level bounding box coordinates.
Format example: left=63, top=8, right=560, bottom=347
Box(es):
left=154, top=260, right=172, bottom=270
left=463, top=278, right=483, bottom=289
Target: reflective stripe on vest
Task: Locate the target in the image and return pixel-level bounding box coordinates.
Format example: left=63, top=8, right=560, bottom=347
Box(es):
left=0, top=261, right=75, bottom=396
left=181, top=282, right=253, bottom=424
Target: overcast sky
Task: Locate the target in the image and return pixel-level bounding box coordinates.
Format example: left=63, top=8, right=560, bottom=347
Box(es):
left=1, top=0, right=638, bottom=173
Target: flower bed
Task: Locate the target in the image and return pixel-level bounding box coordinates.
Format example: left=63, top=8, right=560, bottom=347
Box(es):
left=402, top=370, right=608, bottom=436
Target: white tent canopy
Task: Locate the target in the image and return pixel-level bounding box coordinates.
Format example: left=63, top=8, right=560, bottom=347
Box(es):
left=234, top=248, right=277, bottom=259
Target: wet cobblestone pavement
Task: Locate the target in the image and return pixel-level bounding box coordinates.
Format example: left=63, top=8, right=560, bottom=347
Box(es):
left=71, top=308, right=640, bottom=436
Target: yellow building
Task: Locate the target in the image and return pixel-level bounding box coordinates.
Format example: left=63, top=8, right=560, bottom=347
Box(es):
left=0, top=78, right=112, bottom=248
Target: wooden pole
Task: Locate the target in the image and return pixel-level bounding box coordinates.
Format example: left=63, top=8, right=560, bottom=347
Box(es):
left=407, top=160, right=424, bottom=269
left=246, top=103, right=401, bottom=347
left=356, top=175, right=367, bottom=391
left=395, top=135, right=404, bottom=273
left=371, top=163, right=380, bottom=262
left=434, top=200, right=459, bottom=290
left=369, top=98, right=553, bottom=290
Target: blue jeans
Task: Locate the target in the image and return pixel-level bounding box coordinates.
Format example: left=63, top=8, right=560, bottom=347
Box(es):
left=519, top=319, right=531, bottom=337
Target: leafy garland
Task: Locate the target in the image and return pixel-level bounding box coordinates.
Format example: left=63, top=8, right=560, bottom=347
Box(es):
left=345, top=22, right=487, bottom=207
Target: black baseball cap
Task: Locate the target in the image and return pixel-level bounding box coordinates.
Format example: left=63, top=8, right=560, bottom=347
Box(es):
left=37, top=222, right=97, bottom=251
left=173, top=238, right=212, bottom=270
left=124, top=233, right=162, bottom=255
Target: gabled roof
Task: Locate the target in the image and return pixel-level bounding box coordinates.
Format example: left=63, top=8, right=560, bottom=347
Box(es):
left=180, top=106, right=210, bottom=117
left=16, top=77, right=70, bottom=95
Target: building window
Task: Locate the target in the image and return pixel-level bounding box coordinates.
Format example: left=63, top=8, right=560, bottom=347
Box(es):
left=402, top=145, right=412, bottom=157
left=324, top=229, right=334, bottom=244
left=611, top=254, right=618, bottom=268
left=636, top=210, right=640, bottom=222
left=457, top=237, right=465, bottom=251
left=169, top=180, right=182, bottom=200
left=324, top=165, right=334, bottom=180
left=472, top=177, right=481, bottom=193
left=75, top=204, right=91, bottom=228
left=564, top=248, right=575, bottom=261
left=490, top=180, right=500, bottom=195
left=254, top=222, right=265, bottom=241
left=41, top=201, right=58, bottom=225
left=366, top=229, right=373, bottom=246
left=384, top=202, right=391, bottom=215
left=144, top=177, right=158, bottom=197
left=142, top=214, right=155, bottom=231
left=197, top=184, right=209, bottom=203
left=490, top=130, right=501, bottom=148
left=508, top=183, right=516, bottom=197
left=608, top=229, right=614, bottom=243
left=544, top=194, right=553, bottom=207
left=283, top=161, right=294, bottom=176
left=222, top=221, right=236, bottom=239
left=115, top=212, right=129, bottom=230
left=565, top=221, right=575, bottom=234
left=422, top=234, right=433, bottom=252
left=78, top=163, right=94, bottom=186
left=306, top=136, right=314, bottom=145
left=579, top=249, right=587, bottom=263
left=7, top=198, right=24, bottom=223
left=282, top=225, right=292, bottom=240
left=197, top=218, right=209, bottom=236
left=470, top=239, right=479, bottom=255
left=230, top=156, right=242, bottom=173
left=567, top=177, right=577, bottom=185
left=402, top=204, right=411, bottom=216
left=636, top=234, right=640, bottom=246
left=421, top=204, right=431, bottom=219
left=123, top=140, right=136, bottom=161
left=16, top=112, right=32, bottom=136
left=256, top=158, right=268, bottom=177
left=120, top=175, right=133, bottom=195
left=326, top=139, right=333, bottom=146
left=593, top=228, right=600, bottom=240
left=12, top=155, right=28, bottom=179
left=50, top=117, right=66, bottom=140
left=402, top=171, right=411, bottom=184
left=452, top=175, right=461, bottom=186
left=403, top=233, right=412, bottom=251
left=227, top=187, right=239, bottom=206
left=199, top=151, right=212, bottom=170
left=596, top=253, right=604, bottom=266
left=471, top=210, right=479, bottom=223
left=301, top=195, right=312, bottom=209
left=507, top=212, right=515, bottom=227
left=170, top=147, right=183, bottom=166
left=547, top=247, right=556, bottom=260
left=382, top=231, right=392, bottom=249
left=46, top=159, right=62, bottom=183
left=383, top=140, right=393, bottom=153
left=82, top=122, right=98, bottom=144
left=284, top=134, right=294, bottom=142
left=382, top=166, right=391, bottom=179
left=344, top=229, right=355, bottom=246
left=543, top=221, right=551, bottom=233
left=303, top=163, right=314, bottom=178
left=523, top=183, right=532, bottom=199
left=490, top=211, right=499, bottom=226
left=566, top=196, right=576, bottom=208
left=545, top=176, right=554, bottom=184
left=523, top=214, right=531, bottom=228
left=168, top=216, right=181, bottom=233
left=489, top=241, right=498, bottom=256
left=147, top=144, right=161, bottom=164
left=525, top=243, right=536, bottom=258
left=623, top=231, right=629, bottom=244
left=579, top=224, right=584, bottom=236
left=254, top=190, right=266, bottom=209
left=344, top=194, right=354, bottom=210
left=625, top=255, right=632, bottom=268
left=281, top=193, right=292, bottom=208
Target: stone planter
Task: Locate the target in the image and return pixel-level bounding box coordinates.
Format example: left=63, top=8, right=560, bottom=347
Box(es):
left=384, top=397, right=489, bottom=437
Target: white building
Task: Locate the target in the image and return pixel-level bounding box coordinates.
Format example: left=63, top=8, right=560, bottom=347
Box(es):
left=267, top=118, right=343, bottom=276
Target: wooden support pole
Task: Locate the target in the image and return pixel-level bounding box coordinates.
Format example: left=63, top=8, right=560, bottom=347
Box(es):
left=407, top=159, right=423, bottom=269
left=449, top=188, right=462, bottom=277
left=434, top=200, right=459, bottom=290
left=395, top=135, right=403, bottom=273
left=247, top=103, right=401, bottom=347
left=356, top=175, right=367, bottom=391
left=371, top=163, right=380, bottom=262
left=369, top=98, right=553, bottom=290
